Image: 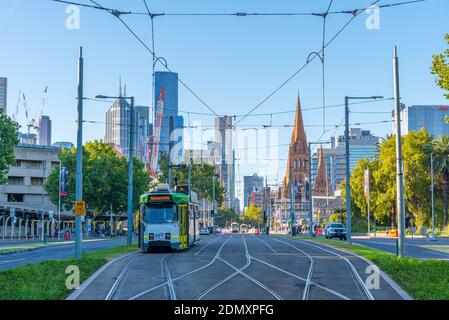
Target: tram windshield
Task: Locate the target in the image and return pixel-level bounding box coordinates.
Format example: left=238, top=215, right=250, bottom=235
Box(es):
left=145, top=205, right=177, bottom=224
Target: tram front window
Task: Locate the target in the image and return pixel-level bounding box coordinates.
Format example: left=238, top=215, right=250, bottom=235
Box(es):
left=146, top=205, right=177, bottom=224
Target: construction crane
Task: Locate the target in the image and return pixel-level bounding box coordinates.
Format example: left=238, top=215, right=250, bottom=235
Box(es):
left=21, top=86, right=48, bottom=140
left=12, top=91, right=21, bottom=122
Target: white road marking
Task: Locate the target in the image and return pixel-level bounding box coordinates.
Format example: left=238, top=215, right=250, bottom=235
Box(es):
left=0, top=258, right=25, bottom=265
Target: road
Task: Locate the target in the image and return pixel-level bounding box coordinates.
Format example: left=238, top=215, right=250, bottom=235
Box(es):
left=352, top=236, right=449, bottom=260
left=0, top=238, right=127, bottom=271
left=73, top=234, right=408, bottom=300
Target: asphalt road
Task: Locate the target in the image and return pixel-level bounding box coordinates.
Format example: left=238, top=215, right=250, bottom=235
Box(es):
left=74, top=234, right=407, bottom=300
left=0, top=238, right=127, bottom=271
left=351, top=237, right=449, bottom=260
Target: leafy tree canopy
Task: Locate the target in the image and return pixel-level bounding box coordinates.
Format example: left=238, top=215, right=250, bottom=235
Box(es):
left=0, top=110, right=20, bottom=184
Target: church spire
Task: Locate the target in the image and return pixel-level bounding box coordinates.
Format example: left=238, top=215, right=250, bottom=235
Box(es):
left=292, top=94, right=306, bottom=144
left=313, top=146, right=329, bottom=196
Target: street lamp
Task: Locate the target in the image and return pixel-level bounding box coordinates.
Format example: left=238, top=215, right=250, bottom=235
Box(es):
left=96, top=94, right=135, bottom=246
left=344, top=96, right=384, bottom=244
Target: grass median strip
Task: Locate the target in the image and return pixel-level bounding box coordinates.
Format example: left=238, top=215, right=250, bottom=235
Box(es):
left=0, top=244, right=138, bottom=300
left=297, top=237, right=449, bottom=300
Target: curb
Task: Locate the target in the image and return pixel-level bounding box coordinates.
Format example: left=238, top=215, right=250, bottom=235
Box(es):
left=65, top=250, right=139, bottom=300
left=298, top=238, right=414, bottom=300
left=0, top=239, right=118, bottom=256
left=0, top=246, right=47, bottom=256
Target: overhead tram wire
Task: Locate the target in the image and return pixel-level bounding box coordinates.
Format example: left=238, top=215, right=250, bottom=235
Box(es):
left=51, top=0, right=427, bottom=17
left=86, top=0, right=228, bottom=130
left=235, top=0, right=383, bottom=126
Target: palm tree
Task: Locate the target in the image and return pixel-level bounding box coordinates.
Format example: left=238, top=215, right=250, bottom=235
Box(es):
left=432, top=136, right=449, bottom=226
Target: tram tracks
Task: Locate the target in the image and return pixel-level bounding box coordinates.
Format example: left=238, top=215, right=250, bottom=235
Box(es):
left=286, top=237, right=375, bottom=300
left=100, top=235, right=375, bottom=300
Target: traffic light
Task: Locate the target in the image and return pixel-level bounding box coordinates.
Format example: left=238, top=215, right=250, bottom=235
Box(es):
left=87, top=211, right=94, bottom=219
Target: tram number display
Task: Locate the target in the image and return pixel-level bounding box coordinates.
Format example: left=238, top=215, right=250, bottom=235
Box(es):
left=155, top=232, right=165, bottom=241
left=149, top=195, right=172, bottom=201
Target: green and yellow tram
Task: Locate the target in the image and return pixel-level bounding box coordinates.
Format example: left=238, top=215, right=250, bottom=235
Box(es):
left=139, top=184, right=199, bottom=251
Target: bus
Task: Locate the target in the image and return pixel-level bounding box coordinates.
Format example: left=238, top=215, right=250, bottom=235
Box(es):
left=139, top=184, right=199, bottom=251
left=231, top=222, right=239, bottom=233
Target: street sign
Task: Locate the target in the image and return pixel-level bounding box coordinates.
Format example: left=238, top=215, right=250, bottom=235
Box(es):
left=74, top=201, right=86, bottom=216
left=49, top=210, right=54, bottom=219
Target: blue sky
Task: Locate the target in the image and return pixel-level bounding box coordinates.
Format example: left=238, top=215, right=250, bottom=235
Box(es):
left=1, top=0, right=448, bottom=200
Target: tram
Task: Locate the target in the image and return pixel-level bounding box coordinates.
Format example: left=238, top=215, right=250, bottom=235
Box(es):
left=231, top=222, right=240, bottom=233
left=139, top=184, right=199, bottom=251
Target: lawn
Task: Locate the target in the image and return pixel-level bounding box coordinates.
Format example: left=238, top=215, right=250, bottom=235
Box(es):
left=0, top=244, right=138, bottom=300
left=299, top=237, right=449, bottom=300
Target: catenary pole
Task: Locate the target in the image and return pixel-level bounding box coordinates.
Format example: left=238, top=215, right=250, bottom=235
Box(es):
left=393, top=46, right=406, bottom=257
left=75, top=47, right=83, bottom=259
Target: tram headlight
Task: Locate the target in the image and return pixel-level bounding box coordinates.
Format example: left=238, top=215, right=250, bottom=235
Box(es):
left=165, top=233, right=171, bottom=240
left=149, top=233, right=154, bottom=240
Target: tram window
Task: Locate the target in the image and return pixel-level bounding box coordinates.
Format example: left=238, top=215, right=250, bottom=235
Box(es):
left=145, top=205, right=176, bottom=224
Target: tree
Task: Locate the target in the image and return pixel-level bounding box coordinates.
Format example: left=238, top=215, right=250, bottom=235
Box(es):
left=241, top=204, right=263, bottom=227
left=0, top=110, right=19, bottom=184
left=45, top=140, right=149, bottom=215
left=432, top=135, right=449, bottom=226
left=215, top=206, right=239, bottom=228
left=432, top=34, right=449, bottom=100
left=155, top=153, right=224, bottom=205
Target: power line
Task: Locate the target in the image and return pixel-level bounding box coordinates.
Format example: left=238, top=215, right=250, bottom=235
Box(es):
left=235, top=0, right=382, bottom=125
left=84, top=0, right=225, bottom=128
left=51, top=0, right=427, bottom=17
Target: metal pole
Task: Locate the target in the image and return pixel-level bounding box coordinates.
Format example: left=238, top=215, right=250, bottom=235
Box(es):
left=393, top=46, right=406, bottom=257
left=367, top=182, right=371, bottom=238
left=75, top=47, right=83, bottom=259
left=431, top=152, right=435, bottom=240
left=345, top=96, right=352, bottom=244
left=127, top=97, right=135, bottom=246
left=58, top=162, right=61, bottom=240
left=188, top=164, right=195, bottom=241
left=168, top=116, right=174, bottom=188
left=289, top=166, right=296, bottom=236
left=212, top=172, right=216, bottom=230
left=308, top=143, right=313, bottom=237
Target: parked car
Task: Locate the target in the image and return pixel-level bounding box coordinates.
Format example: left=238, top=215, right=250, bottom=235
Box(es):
left=200, top=227, right=210, bottom=236
left=323, top=223, right=347, bottom=240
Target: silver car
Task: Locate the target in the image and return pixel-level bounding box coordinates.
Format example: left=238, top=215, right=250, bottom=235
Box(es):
left=324, top=223, right=347, bottom=240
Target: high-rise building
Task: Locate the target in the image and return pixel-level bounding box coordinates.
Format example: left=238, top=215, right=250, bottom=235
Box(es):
left=53, top=141, right=74, bottom=150
left=154, top=72, right=183, bottom=156
left=243, top=174, right=264, bottom=209
left=393, top=104, right=449, bottom=137
left=333, top=128, right=379, bottom=172
left=0, top=77, right=7, bottom=113
left=215, top=116, right=234, bottom=208
left=105, top=96, right=132, bottom=156
left=135, top=106, right=151, bottom=163
left=38, top=115, right=52, bottom=146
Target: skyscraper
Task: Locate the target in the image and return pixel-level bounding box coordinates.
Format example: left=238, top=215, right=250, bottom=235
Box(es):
left=393, top=104, right=449, bottom=137
left=215, top=116, right=234, bottom=208
left=38, top=115, right=52, bottom=146
left=105, top=96, right=132, bottom=156
left=243, top=174, right=264, bottom=210
left=154, top=71, right=183, bottom=156
left=0, top=77, right=7, bottom=113
left=135, top=106, right=151, bottom=163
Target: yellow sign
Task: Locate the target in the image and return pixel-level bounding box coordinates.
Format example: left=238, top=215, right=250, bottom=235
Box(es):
left=74, top=201, right=86, bottom=216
